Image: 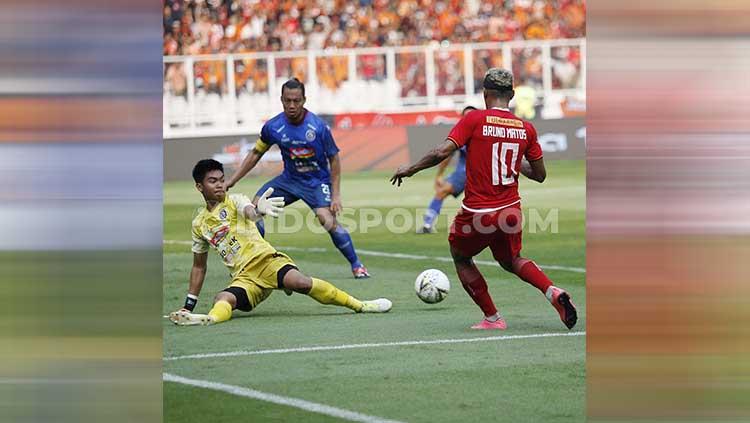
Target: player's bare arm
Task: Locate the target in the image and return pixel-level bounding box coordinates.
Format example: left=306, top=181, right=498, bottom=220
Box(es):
left=520, top=158, right=546, bottom=183
left=329, top=153, right=343, bottom=214
left=227, top=148, right=265, bottom=189
left=391, top=139, right=457, bottom=186
left=188, top=252, right=208, bottom=296
left=181, top=251, right=208, bottom=311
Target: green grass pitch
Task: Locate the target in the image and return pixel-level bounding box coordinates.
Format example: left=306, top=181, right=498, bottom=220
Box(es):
left=163, top=160, right=585, bottom=422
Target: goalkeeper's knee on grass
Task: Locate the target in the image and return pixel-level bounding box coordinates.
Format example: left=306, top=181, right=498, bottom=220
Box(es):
left=208, top=300, right=233, bottom=323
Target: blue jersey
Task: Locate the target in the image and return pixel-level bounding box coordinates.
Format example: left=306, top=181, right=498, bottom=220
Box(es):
left=455, top=146, right=467, bottom=174
left=255, top=110, right=340, bottom=185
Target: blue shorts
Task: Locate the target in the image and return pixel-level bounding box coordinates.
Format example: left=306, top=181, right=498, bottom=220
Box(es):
left=444, top=170, right=466, bottom=197
left=256, top=175, right=332, bottom=210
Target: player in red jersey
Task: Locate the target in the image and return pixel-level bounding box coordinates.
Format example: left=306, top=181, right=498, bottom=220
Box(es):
left=391, top=68, right=577, bottom=330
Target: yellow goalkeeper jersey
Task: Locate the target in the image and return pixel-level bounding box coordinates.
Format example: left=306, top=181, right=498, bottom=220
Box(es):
left=191, top=193, right=277, bottom=277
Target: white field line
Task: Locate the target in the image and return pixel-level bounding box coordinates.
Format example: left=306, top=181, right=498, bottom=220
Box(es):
left=164, top=331, right=585, bottom=362
left=355, top=248, right=585, bottom=273
left=163, top=373, right=405, bottom=423
left=163, top=240, right=585, bottom=273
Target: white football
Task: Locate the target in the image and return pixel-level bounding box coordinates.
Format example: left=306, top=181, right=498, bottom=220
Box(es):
left=415, top=269, right=450, bottom=304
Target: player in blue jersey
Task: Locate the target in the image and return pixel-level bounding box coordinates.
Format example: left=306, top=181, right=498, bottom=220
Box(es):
left=419, top=106, right=477, bottom=234
left=227, top=78, right=370, bottom=279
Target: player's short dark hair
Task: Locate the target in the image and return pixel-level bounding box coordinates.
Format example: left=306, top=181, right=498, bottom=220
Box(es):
left=483, top=68, right=514, bottom=100
left=462, top=105, right=477, bottom=114
left=192, top=159, right=224, bottom=183
left=281, top=78, right=305, bottom=97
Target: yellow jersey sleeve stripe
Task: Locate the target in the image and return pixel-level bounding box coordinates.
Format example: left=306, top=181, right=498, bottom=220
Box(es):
left=254, top=138, right=271, bottom=153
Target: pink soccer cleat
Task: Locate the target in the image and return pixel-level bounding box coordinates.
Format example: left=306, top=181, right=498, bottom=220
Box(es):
left=470, top=318, right=507, bottom=330
left=546, top=286, right=578, bottom=329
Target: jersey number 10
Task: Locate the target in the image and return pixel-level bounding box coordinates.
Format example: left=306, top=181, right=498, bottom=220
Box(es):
left=491, top=142, right=519, bottom=186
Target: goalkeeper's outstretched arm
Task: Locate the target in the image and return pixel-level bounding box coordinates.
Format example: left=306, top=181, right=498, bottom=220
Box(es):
left=243, top=187, right=285, bottom=221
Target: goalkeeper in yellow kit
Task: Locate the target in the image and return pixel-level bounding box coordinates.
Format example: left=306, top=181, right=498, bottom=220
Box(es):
left=169, top=159, right=391, bottom=326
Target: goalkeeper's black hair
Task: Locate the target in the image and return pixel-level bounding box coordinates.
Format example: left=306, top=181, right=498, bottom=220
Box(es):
left=281, top=78, right=305, bottom=97
left=192, top=159, right=224, bottom=183
left=462, top=105, right=478, bottom=114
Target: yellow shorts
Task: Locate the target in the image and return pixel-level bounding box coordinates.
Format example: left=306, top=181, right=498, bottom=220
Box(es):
left=227, top=252, right=297, bottom=311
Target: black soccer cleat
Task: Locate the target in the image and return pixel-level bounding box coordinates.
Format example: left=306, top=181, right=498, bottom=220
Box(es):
left=547, top=286, right=578, bottom=330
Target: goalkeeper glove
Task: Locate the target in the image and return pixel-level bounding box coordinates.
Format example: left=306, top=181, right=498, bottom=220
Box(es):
left=256, top=187, right=285, bottom=218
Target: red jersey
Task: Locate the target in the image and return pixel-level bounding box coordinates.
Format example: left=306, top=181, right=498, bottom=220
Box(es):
left=447, top=107, right=543, bottom=211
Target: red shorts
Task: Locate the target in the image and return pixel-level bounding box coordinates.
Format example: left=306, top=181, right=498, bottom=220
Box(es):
left=448, top=203, right=523, bottom=264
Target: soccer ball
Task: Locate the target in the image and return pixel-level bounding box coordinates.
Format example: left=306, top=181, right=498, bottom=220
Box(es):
left=415, top=269, right=450, bottom=304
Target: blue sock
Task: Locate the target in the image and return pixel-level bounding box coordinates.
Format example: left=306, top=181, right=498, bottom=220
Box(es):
left=255, top=219, right=265, bottom=238
left=329, top=225, right=361, bottom=268
left=423, top=197, right=444, bottom=228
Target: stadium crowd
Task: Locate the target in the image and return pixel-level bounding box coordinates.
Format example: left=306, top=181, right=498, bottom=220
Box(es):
left=163, top=0, right=586, bottom=56
left=163, top=0, right=584, bottom=126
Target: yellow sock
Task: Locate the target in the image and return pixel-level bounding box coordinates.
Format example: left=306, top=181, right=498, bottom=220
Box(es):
left=207, top=300, right=233, bottom=323
left=308, top=278, right=363, bottom=312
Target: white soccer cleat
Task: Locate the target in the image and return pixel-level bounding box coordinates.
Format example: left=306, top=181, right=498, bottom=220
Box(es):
left=360, top=298, right=392, bottom=313
left=168, top=309, right=215, bottom=326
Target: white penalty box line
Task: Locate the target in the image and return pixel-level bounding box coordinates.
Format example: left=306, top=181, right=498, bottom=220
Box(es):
left=164, top=373, right=406, bottom=423
left=163, top=240, right=585, bottom=274
left=164, top=331, right=586, bottom=362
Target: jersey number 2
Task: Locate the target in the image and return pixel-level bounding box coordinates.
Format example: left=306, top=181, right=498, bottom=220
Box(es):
left=321, top=183, right=332, bottom=202
left=492, top=142, right=519, bottom=186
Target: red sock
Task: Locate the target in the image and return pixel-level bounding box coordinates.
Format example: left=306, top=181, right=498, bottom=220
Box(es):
left=456, top=262, right=498, bottom=317
left=513, top=258, right=553, bottom=294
